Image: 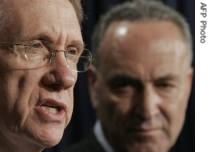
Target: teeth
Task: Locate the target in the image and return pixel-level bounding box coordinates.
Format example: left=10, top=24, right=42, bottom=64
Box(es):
left=45, top=106, right=58, bottom=114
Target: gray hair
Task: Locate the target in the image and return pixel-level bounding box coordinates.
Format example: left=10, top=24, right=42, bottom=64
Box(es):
left=92, top=0, right=192, bottom=67
left=0, top=0, right=83, bottom=34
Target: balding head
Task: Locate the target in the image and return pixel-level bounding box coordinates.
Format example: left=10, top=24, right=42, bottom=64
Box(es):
left=0, top=0, right=83, bottom=40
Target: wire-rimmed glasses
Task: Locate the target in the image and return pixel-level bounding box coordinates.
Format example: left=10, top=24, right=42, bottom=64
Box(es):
left=0, top=40, right=92, bottom=72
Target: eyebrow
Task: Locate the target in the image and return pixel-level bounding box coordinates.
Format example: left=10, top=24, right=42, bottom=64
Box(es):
left=26, top=33, right=84, bottom=50
left=155, top=74, right=178, bottom=81
left=69, top=40, right=85, bottom=51
left=108, top=74, right=139, bottom=82
left=154, top=75, right=180, bottom=83
left=107, top=74, right=143, bottom=89
left=107, top=73, right=180, bottom=88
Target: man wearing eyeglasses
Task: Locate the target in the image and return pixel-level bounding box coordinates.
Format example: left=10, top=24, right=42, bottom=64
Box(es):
left=65, top=0, right=193, bottom=152
left=0, top=0, right=92, bottom=152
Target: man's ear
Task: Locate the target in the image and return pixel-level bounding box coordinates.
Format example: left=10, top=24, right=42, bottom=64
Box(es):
left=87, top=64, right=99, bottom=109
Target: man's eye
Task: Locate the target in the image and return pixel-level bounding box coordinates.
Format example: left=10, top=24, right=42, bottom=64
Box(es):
left=110, top=81, right=130, bottom=89
left=29, top=40, right=44, bottom=48
left=108, top=79, right=136, bottom=96
left=155, top=81, right=174, bottom=89
left=110, top=84, right=135, bottom=99
left=66, top=47, right=80, bottom=55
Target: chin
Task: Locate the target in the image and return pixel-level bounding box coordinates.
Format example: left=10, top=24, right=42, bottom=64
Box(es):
left=38, top=133, right=63, bottom=148
left=34, top=126, right=65, bottom=148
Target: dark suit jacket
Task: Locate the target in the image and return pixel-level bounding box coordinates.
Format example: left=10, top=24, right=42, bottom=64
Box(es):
left=64, top=132, right=184, bottom=152
left=64, top=133, right=106, bottom=152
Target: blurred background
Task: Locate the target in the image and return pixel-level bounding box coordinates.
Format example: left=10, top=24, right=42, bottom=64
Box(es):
left=44, top=0, right=195, bottom=151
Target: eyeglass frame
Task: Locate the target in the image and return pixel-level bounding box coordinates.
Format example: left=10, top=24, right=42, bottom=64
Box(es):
left=0, top=40, right=93, bottom=72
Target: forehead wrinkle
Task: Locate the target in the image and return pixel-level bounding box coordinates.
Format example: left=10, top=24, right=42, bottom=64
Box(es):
left=0, top=1, right=22, bottom=42
left=4, top=0, right=82, bottom=46
left=40, top=1, right=82, bottom=47
left=99, top=48, right=148, bottom=82
left=100, top=41, right=184, bottom=84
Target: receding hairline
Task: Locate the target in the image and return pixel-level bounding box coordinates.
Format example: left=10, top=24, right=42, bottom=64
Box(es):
left=98, top=19, right=191, bottom=67
left=92, top=0, right=193, bottom=68
left=0, top=0, right=83, bottom=29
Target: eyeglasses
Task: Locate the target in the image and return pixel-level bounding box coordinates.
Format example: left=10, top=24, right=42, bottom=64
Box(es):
left=0, top=40, right=92, bottom=72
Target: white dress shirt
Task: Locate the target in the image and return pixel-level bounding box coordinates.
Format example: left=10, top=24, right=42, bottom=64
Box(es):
left=94, top=120, right=114, bottom=152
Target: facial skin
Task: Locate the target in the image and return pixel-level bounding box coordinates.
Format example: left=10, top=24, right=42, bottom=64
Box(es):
left=0, top=0, right=83, bottom=152
left=89, top=21, right=192, bottom=152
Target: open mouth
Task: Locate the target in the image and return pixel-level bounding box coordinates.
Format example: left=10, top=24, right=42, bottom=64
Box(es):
left=40, top=103, right=62, bottom=114
left=35, top=99, right=67, bottom=122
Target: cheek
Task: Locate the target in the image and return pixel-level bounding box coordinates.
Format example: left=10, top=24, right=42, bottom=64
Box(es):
left=0, top=70, right=40, bottom=129
left=96, top=87, right=131, bottom=131
left=3, top=71, right=38, bottom=121
left=173, top=95, right=188, bottom=130
left=14, top=72, right=40, bottom=114
left=161, top=94, right=188, bottom=144
left=95, top=81, right=134, bottom=136
left=65, top=89, right=74, bottom=125
left=98, top=83, right=132, bottom=112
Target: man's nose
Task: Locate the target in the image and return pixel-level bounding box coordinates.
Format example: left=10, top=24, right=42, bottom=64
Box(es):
left=41, top=52, right=77, bottom=91
left=134, top=85, right=160, bottom=119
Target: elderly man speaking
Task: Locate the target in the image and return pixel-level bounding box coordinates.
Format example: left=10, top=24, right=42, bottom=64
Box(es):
left=0, top=0, right=92, bottom=152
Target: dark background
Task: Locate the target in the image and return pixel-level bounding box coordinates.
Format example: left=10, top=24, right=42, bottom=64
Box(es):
left=44, top=0, right=195, bottom=151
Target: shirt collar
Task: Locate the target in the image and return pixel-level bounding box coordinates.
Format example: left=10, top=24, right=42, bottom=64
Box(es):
left=94, top=120, right=114, bottom=152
